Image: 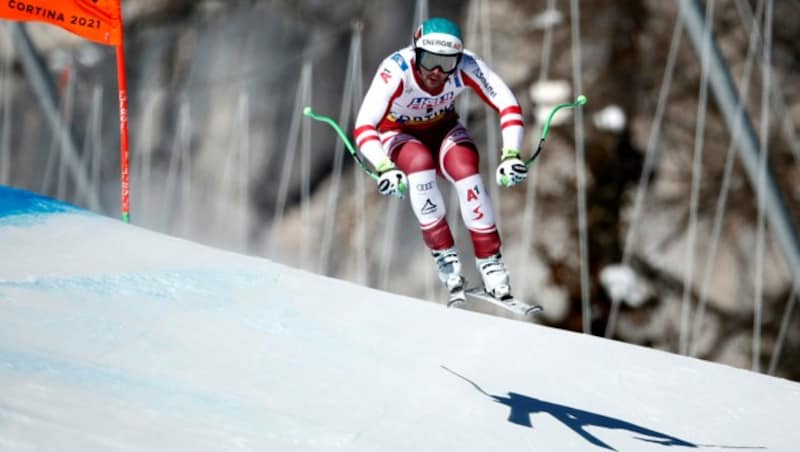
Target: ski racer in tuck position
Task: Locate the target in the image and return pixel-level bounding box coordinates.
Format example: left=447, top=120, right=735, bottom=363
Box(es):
left=354, top=17, right=529, bottom=304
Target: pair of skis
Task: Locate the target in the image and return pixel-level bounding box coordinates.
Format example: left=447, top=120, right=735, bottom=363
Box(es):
left=447, top=287, right=543, bottom=317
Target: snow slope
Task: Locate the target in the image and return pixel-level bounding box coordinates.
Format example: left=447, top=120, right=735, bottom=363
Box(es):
left=0, top=185, right=798, bottom=451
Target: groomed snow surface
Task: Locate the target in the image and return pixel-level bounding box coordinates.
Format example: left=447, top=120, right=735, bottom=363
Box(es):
left=1, top=185, right=798, bottom=451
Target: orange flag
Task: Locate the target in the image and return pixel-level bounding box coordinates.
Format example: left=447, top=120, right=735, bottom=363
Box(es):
left=0, top=0, right=122, bottom=46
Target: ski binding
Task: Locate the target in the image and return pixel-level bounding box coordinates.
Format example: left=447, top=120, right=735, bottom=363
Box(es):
left=447, top=288, right=467, bottom=308
left=449, top=287, right=543, bottom=316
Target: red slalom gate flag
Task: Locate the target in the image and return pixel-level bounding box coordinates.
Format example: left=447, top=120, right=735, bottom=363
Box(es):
left=1, top=0, right=132, bottom=222
left=0, top=0, right=122, bottom=46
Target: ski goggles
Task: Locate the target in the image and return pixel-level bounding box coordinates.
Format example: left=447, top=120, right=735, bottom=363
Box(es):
left=416, top=49, right=461, bottom=74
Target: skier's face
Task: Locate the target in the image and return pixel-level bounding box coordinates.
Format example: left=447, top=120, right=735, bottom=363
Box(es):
left=418, top=65, right=449, bottom=91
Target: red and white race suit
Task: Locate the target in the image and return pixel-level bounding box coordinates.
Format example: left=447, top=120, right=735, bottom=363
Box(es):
left=354, top=47, right=524, bottom=258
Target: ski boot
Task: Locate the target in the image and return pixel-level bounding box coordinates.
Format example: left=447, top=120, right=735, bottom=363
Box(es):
left=475, top=253, right=512, bottom=300
left=432, top=247, right=466, bottom=306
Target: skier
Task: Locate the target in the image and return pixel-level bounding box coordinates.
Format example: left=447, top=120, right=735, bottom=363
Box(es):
left=353, top=17, right=528, bottom=303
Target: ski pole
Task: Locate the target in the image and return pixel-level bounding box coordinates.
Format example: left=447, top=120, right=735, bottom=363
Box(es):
left=302, top=107, right=380, bottom=181
left=526, top=94, right=588, bottom=167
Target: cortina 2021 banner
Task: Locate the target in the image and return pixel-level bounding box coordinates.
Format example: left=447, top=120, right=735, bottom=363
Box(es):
left=0, top=0, right=122, bottom=46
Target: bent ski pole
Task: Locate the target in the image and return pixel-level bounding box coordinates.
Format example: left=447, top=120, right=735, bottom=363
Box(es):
left=302, top=107, right=380, bottom=181
left=526, top=94, right=588, bottom=167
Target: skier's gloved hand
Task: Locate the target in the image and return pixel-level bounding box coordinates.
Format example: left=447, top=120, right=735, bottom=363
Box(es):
left=496, top=149, right=528, bottom=187
left=375, top=158, right=408, bottom=199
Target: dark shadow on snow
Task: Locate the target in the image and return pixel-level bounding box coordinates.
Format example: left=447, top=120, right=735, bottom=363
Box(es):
left=493, top=391, right=695, bottom=450
left=441, top=366, right=766, bottom=451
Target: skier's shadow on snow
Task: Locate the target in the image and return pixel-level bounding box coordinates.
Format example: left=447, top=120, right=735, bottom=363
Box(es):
left=441, top=366, right=765, bottom=451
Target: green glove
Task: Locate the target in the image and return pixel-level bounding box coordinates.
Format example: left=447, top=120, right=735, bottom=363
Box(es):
left=375, top=158, right=408, bottom=198
left=496, top=149, right=527, bottom=187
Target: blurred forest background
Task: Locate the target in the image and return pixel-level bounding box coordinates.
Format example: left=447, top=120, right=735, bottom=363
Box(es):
left=1, top=0, right=799, bottom=380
